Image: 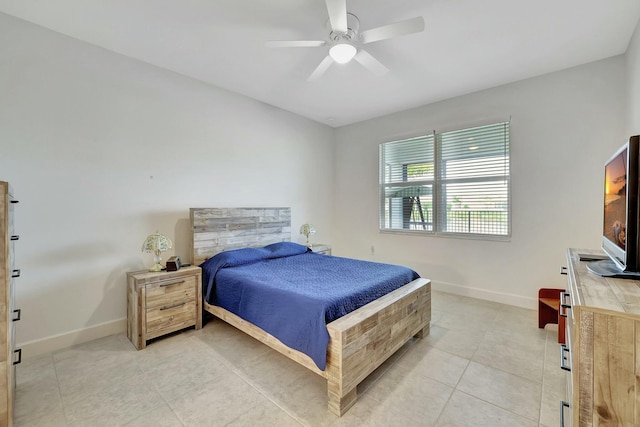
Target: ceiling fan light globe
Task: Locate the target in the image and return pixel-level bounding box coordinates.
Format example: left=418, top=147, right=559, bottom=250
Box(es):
left=329, top=43, right=357, bottom=64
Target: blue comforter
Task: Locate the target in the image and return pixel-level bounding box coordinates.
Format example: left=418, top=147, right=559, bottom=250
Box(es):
left=200, top=242, right=419, bottom=370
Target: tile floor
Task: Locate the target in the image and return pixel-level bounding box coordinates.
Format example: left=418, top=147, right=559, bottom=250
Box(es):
left=15, top=291, right=565, bottom=427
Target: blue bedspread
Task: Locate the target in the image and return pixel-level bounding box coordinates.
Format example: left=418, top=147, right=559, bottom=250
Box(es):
left=200, top=242, right=419, bottom=370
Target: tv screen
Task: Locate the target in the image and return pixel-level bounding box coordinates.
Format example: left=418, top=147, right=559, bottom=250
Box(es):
left=590, top=135, right=640, bottom=278
left=603, top=148, right=627, bottom=251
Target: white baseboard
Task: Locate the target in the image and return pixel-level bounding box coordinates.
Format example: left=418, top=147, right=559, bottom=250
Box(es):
left=432, top=280, right=538, bottom=310
left=17, top=318, right=127, bottom=359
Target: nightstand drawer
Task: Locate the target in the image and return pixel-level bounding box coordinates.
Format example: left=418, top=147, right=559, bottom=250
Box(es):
left=146, top=299, right=197, bottom=338
left=146, top=276, right=196, bottom=309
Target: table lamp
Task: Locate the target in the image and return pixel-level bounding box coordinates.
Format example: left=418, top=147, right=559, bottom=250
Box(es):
left=141, top=231, right=173, bottom=272
left=299, top=223, right=316, bottom=248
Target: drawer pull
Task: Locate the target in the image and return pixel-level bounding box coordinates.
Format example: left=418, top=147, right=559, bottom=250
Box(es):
left=560, top=344, right=571, bottom=371
left=560, top=266, right=567, bottom=275
left=560, top=401, right=570, bottom=427
left=160, top=280, right=185, bottom=288
left=160, top=302, right=187, bottom=311
left=10, top=200, right=19, bottom=204
left=10, top=235, right=19, bottom=241
left=12, top=309, right=21, bottom=322
left=11, top=269, right=20, bottom=278
left=13, top=348, right=22, bottom=365
left=559, top=292, right=571, bottom=318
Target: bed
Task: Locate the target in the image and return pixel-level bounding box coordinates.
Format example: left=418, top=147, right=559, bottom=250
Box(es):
left=190, top=207, right=431, bottom=416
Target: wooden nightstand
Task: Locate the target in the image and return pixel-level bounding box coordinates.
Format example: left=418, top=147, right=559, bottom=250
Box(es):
left=127, top=265, right=202, bottom=350
left=311, top=244, right=331, bottom=255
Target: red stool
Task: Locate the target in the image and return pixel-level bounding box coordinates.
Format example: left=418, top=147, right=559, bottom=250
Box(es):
left=538, top=288, right=565, bottom=344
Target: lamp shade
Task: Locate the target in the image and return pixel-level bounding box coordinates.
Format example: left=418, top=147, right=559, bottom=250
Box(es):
left=141, top=231, right=172, bottom=272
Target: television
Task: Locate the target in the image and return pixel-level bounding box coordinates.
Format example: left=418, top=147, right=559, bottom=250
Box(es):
left=588, top=135, right=640, bottom=278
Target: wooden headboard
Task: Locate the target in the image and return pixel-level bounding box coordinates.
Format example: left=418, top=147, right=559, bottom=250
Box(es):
left=190, top=207, right=291, bottom=266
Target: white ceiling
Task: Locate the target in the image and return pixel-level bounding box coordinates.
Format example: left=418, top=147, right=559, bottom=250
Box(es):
left=1, top=0, right=639, bottom=127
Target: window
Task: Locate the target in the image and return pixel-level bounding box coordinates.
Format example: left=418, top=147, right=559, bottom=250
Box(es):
left=380, top=122, right=510, bottom=238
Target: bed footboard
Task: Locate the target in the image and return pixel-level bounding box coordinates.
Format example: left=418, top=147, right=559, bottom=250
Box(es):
left=203, top=277, right=431, bottom=416
left=325, top=277, right=431, bottom=416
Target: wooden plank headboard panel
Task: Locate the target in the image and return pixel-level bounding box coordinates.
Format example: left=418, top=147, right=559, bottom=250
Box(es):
left=190, top=207, right=291, bottom=266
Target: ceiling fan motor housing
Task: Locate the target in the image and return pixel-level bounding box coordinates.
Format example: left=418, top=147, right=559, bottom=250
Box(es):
left=329, top=12, right=360, bottom=45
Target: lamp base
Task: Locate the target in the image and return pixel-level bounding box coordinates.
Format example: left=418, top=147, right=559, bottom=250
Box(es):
left=149, top=263, right=163, bottom=272
left=149, top=252, right=163, bottom=272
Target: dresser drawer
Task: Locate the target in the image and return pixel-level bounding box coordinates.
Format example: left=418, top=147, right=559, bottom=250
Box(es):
left=146, top=300, right=197, bottom=338
left=145, top=275, right=196, bottom=309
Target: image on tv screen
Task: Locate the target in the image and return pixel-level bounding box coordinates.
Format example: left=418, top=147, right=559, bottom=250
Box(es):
left=604, top=149, right=627, bottom=250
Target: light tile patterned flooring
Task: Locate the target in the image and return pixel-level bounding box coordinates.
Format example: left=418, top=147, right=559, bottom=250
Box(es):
left=16, top=291, right=565, bottom=427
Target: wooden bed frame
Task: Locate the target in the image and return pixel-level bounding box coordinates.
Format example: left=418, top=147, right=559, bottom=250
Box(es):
left=190, top=207, right=431, bottom=416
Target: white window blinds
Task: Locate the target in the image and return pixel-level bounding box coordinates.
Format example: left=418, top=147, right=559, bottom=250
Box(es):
left=380, top=122, right=510, bottom=238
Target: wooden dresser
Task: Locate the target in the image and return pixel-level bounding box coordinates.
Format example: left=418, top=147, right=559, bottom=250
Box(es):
left=0, top=182, right=21, bottom=427
left=562, top=248, right=640, bottom=427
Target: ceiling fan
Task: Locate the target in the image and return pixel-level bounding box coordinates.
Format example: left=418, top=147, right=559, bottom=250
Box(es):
left=266, top=0, right=425, bottom=81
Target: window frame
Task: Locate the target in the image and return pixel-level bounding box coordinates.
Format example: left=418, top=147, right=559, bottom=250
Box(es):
left=379, top=122, right=511, bottom=240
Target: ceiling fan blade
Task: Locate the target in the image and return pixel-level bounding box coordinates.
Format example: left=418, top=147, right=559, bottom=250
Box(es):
left=308, top=56, right=334, bottom=81
left=354, top=49, right=389, bottom=77
left=266, top=40, right=326, bottom=48
left=360, top=16, right=425, bottom=44
left=325, top=0, right=347, bottom=33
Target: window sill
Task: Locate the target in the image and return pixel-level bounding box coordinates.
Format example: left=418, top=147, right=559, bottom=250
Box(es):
left=379, top=228, right=511, bottom=242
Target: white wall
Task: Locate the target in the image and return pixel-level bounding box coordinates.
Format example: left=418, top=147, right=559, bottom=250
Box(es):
left=628, top=17, right=640, bottom=134
left=0, top=13, right=335, bottom=353
left=334, top=57, right=628, bottom=308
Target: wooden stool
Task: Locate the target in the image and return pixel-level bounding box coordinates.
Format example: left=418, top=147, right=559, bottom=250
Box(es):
left=538, top=288, right=565, bottom=344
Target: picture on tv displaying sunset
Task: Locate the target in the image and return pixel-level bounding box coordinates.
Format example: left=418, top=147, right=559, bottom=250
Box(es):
left=604, top=149, right=627, bottom=250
